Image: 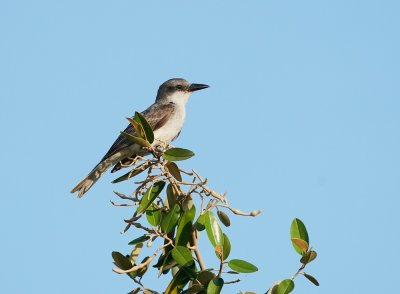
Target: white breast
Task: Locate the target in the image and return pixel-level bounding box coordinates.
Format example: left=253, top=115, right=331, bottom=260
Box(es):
left=153, top=104, right=186, bottom=144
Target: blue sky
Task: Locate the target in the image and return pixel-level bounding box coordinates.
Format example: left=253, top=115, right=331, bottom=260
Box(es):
left=1, top=0, right=399, bottom=293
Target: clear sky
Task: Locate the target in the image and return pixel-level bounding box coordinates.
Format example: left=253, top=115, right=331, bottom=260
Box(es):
left=1, top=1, right=399, bottom=293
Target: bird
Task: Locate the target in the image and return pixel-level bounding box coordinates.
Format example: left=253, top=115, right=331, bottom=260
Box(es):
left=71, top=78, right=209, bottom=197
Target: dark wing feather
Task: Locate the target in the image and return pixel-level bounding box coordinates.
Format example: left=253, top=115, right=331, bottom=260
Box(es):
left=100, top=103, right=176, bottom=162
left=143, top=102, right=176, bottom=131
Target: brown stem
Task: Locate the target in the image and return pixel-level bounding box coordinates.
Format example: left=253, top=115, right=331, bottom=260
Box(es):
left=190, top=229, right=206, bottom=271
left=224, top=279, right=241, bottom=284
left=291, top=263, right=306, bottom=280
left=113, top=241, right=172, bottom=274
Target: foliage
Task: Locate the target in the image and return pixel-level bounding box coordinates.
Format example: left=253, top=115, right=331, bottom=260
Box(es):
left=109, top=115, right=319, bottom=293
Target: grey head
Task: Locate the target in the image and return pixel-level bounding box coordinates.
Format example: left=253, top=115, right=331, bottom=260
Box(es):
left=155, top=78, right=209, bottom=103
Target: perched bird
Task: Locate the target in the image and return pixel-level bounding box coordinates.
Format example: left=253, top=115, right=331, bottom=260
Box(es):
left=71, top=78, right=209, bottom=197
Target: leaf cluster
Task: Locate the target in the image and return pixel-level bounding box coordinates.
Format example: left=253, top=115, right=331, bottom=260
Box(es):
left=263, top=219, right=319, bottom=294
left=108, top=114, right=318, bottom=294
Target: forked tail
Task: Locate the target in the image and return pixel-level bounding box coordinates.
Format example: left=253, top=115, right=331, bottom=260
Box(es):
left=70, top=162, right=109, bottom=197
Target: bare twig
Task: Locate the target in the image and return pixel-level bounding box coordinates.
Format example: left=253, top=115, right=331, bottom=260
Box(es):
left=224, top=279, right=241, bottom=284
left=127, top=222, right=156, bottom=234
left=202, top=185, right=226, bottom=202
left=113, top=241, right=172, bottom=274
left=192, top=169, right=204, bottom=182
left=291, top=263, right=306, bottom=280
left=110, top=200, right=135, bottom=207
left=113, top=191, right=138, bottom=202
left=113, top=254, right=155, bottom=274
left=178, top=168, right=194, bottom=176
left=214, top=204, right=262, bottom=217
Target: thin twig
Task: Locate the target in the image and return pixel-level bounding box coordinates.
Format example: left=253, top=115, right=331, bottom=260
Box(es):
left=131, top=222, right=156, bottom=233
left=113, top=241, right=172, bottom=274
left=113, top=191, right=137, bottom=202
left=214, top=204, right=262, bottom=217
left=291, top=264, right=306, bottom=280
left=110, top=200, right=135, bottom=207
left=178, top=168, right=194, bottom=176
left=224, top=279, right=241, bottom=284
left=202, top=185, right=226, bottom=202
left=192, top=169, right=204, bottom=182
left=178, top=180, right=207, bottom=186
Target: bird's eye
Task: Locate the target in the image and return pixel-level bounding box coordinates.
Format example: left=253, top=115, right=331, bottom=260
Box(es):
left=176, top=85, right=183, bottom=90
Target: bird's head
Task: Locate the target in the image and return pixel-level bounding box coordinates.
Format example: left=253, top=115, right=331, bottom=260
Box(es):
left=156, top=78, right=209, bottom=105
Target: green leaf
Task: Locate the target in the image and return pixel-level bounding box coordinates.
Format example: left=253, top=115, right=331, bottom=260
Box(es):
left=275, top=279, right=295, bottom=294
left=179, top=262, right=197, bottom=280
left=290, top=218, right=309, bottom=255
left=194, top=270, right=216, bottom=287
left=161, top=204, right=181, bottom=233
left=171, top=246, right=194, bottom=267
left=205, top=211, right=224, bottom=248
left=291, top=238, right=309, bottom=254
left=268, top=284, right=279, bottom=294
left=214, top=244, right=223, bottom=260
left=128, top=288, right=140, bottom=294
left=153, top=250, right=174, bottom=274
left=300, top=250, right=317, bottom=264
left=217, top=210, right=231, bottom=227
left=136, top=181, right=166, bottom=214
left=120, top=131, right=150, bottom=147
left=182, top=198, right=194, bottom=212
left=112, top=251, right=132, bottom=270
left=303, top=273, right=319, bottom=286
left=162, top=148, right=195, bottom=161
left=166, top=184, right=176, bottom=208
left=128, top=235, right=150, bottom=246
left=130, top=243, right=143, bottom=265
left=176, top=205, right=196, bottom=246
left=146, top=204, right=162, bottom=226
left=136, top=256, right=150, bottom=277
left=134, top=112, right=154, bottom=143
left=165, top=161, right=182, bottom=182
left=111, top=162, right=150, bottom=183
left=126, top=116, right=145, bottom=139
left=221, top=233, right=231, bottom=260
left=195, top=213, right=206, bottom=231
left=164, top=267, right=192, bottom=294
left=186, top=284, right=204, bottom=294
left=227, top=259, right=258, bottom=273
left=206, top=277, right=224, bottom=294
left=111, top=171, right=134, bottom=184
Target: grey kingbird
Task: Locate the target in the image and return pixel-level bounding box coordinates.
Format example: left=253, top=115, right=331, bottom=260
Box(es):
left=71, top=78, right=209, bottom=197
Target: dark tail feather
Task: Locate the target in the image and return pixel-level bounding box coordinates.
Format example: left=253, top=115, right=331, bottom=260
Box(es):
left=71, top=162, right=109, bottom=197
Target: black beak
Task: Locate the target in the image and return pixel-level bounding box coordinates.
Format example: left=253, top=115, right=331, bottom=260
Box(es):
left=188, top=83, right=209, bottom=92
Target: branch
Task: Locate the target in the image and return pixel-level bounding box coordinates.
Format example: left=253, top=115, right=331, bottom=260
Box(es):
left=215, top=204, right=262, bottom=217
left=113, top=242, right=172, bottom=274
left=291, top=264, right=306, bottom=280
left=190, top=229, right=206, bottom=271
left=224, top=279, right=241, bottom=284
